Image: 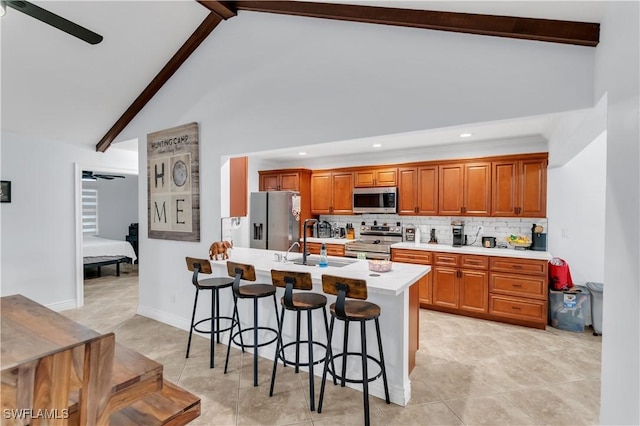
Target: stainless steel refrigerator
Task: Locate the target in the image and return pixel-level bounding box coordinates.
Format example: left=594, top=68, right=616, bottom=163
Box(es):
left=250, top=191, right=300, bottom=251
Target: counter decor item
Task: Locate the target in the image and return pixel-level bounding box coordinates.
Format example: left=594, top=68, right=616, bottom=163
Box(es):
left=506, top=235, right=532, bottom=250
left=368, top=259, right=392, bottom=272
left=209, top=240, right=233, bottom=260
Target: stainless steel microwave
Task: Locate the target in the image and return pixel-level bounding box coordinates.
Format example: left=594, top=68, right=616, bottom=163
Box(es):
left=352, top=187, right=397, bottom=214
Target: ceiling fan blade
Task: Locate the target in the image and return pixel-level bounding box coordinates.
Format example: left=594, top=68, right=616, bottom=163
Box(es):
left=95, top=174, right=125, bottom=180
left=7, top=1, right=103, bottom=45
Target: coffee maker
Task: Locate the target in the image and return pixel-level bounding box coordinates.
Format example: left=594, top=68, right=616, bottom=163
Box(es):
left=452, top=220, right=465, bottom=247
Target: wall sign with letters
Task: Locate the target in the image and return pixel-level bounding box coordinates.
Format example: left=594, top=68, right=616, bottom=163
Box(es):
left=147, top=122, right=200, bottom=241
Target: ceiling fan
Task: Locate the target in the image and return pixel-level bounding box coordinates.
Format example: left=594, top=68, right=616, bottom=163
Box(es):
left=2, top=0, right=103, bottom=45
left=83, top=171, right=125, bottom=181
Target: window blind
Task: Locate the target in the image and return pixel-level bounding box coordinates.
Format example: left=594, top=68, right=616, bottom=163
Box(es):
left=82, top=188, right=98, bottom=235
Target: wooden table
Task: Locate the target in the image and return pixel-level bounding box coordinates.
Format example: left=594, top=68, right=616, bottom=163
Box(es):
left=1, top=294, right=115, bottom=425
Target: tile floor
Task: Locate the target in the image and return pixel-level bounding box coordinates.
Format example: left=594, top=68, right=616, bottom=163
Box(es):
left=62, top=265, right=602, bottom=425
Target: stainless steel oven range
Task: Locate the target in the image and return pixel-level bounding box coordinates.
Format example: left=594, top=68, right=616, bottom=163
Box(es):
left=344, top=224, right=403, bottom=260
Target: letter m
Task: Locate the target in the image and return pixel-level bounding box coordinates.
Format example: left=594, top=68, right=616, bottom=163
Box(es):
left=154, top=201, right=167, bottom=223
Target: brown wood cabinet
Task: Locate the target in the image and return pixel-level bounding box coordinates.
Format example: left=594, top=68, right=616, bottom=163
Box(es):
left=311, top=171, right=353, bottom=215
left=259, top=169, right=310, bottom=192
left=432, top=253, right=489, bottom=313
left=354, top=167, right=397, bottom=187
left=392, top=249, right=549, bottom=329
left=488, top=257, right=548, bottom=328
left=230, top=157, right=248, bottom=217
left=492, top=156, right=547, bottom=217
left=439, top=162, right=491, bottom=216
left=304, top=242, right=345, bottom=257
left=398, top=166, right=438, bottom=215
left=391, top=249, right=432, bottom=305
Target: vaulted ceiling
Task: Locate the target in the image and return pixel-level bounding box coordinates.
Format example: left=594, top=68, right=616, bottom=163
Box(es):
left=1, top=1, right=603, bottom=154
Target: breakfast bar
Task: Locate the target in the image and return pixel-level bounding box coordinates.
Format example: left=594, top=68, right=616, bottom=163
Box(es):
left=209, top=247, right=430, bottom=406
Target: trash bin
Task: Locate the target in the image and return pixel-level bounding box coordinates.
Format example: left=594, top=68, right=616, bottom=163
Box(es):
left=586, top=282, right=604, bottom=336
left=548, top=285, right=591, bottom=332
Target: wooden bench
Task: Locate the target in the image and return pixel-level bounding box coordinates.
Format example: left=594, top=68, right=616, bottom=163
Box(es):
left=83, top=256, right=130, bottom=277
left=1, top=295, right=200, bottom=426
left=68, top=343, right=200, bottom=425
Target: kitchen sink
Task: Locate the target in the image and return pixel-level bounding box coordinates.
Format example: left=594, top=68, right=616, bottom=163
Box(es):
left=287, top=255, right=357, bottom=268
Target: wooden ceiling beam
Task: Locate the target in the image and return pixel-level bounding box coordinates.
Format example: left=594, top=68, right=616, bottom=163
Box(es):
left=96, top=11, right=229, bottom=152
left=233, top=1, right=600, bottom=47
left=197, top=1, right=237, bottom=19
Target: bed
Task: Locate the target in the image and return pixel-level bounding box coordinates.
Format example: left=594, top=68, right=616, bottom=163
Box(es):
left=83, top=235, right=138, bottom=276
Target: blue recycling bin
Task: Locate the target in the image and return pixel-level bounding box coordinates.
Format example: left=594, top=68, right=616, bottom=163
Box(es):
left=586, top=282, right=604, bottom=336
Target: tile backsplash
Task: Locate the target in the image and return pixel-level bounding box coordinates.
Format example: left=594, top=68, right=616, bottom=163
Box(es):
left=320, top=214, right=547, bottom=247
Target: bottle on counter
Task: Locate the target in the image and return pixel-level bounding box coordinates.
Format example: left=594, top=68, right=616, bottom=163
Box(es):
left=319, top=243, right=328, bottom=267
left=414, top=226, right=421, bottom=246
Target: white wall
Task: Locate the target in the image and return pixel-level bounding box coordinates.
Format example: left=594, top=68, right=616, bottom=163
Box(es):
left=0, top=133, right=137, bottom=309
left=593, top=2, right=640, bottom=424
left=547, top=132, right=606, bottom=285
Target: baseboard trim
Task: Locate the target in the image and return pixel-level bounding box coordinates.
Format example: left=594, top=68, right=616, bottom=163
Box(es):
left=47, top=299, right=77, bottom=312
left=137, top=304, right=192, bottom=332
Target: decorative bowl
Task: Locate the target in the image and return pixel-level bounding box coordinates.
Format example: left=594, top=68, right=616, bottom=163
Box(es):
left=368, top=260, right=392, bottom=272
left=507, top=239, right=532, bottom=250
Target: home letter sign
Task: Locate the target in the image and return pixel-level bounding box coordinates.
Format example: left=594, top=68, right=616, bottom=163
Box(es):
left=147, top=122, right=200, bottom=241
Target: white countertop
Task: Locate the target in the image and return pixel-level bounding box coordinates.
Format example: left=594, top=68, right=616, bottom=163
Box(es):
left=211, top=246, right=430, bottom=296
left=391, top=242, right=553, bottom=260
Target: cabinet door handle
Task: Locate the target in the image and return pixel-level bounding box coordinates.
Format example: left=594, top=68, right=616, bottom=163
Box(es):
left=512, top=265, right=522, bottom=269
left=512, top=283, right=522, bottom=288
left=511, top=306, right=521, bottom=311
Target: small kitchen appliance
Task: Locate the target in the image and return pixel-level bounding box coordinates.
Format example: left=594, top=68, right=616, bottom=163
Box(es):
left=352, top=187, right=397, bottom=214
left=404, top=225, right=416, bottom=242
left=482, top=237, right=496, bottom=248
left=452, top=221, right=465, bottom=247
left=530, top=224, right=547, bottom=251
left=316, top=221, right=332, bottom=238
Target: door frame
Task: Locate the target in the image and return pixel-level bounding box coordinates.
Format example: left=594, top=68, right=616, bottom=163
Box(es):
left=74, top=162, right=138, bottom=307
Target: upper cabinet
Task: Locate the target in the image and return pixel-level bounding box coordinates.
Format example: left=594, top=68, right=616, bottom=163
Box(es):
left=230, top=157, right=248, bottom=217
left=259, top=169, right=309, bottom=192
left=354, top=167, right=397, bottom=187
left=398, top=166, right=438, bottom=215
left=439, top=162, right=491, bottom=216
left=260, top=153, right=546, bottom=219
left=311, top=171, right=353, bottom=215
left=492, top=156, right=547, bottom=217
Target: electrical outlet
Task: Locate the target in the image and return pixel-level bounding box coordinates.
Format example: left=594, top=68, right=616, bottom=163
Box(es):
left=478, top=226, right=484, bottom=234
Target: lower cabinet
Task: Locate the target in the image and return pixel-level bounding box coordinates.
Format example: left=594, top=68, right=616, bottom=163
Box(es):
left=392, top=249, right=548, bottom=329
left=432, top=253, right=489, bottom=313
left=304, top=242, right=345, bottom=257
left=391, top=249, right=432, bottom=305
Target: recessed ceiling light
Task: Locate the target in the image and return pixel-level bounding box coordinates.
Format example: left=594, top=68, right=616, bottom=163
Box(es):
left=460, top=133, right=472, bottom=138
left=372, top=143, right=382, bottom=148
left=298, top=152, right=307, bottom=156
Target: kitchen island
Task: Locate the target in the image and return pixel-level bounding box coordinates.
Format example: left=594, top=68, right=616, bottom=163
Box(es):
left=209, top=247, right=430, bottom=406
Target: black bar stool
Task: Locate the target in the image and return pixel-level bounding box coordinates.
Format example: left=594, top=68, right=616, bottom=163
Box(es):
left=185, top=257, right=241, bottom=368
left=269, top=270, right=333, bottom=411
left=317, top=274, right=390, bottom=426
left=224, top=261, right=281, bottom=386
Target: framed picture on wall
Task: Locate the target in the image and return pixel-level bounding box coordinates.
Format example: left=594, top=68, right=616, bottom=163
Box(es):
left=147, top=122, right=200, bottom=242
left=0, top=181, right=11, bottom=203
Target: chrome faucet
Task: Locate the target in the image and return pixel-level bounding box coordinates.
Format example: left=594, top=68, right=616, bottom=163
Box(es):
left=302, top=218, right=318, bottom=265
left=284, top=242, right=300, bottom=262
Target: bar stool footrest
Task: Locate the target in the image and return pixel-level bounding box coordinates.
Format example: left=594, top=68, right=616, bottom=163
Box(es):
left=277, top=340, right=328, bottom=368
left=326, top=352, right=385, bottom=385
left=231, top=327, right=279, bottom=349
left=193, top=316, right=237, bottom=335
